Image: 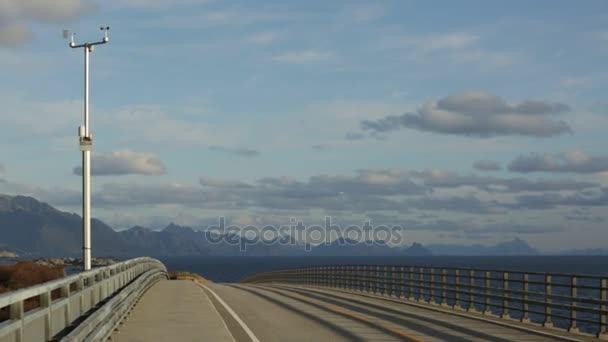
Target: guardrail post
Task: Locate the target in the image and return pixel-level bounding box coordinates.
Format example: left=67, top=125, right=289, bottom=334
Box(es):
left=383, top=265, right=388, bottom=296
left=320, top=267, right=324, bottom=287
left=429, top=268, right=435, bottom=303
left=599, top=278, right=607, bottom=338
left=454, top=269, right=461, bottom=309
left=61, top=284, right=71, bottom=325
left=365, top=265, right=370, bottom=293
left=40, top=291, right=52, bottom=340
left=501, top=272, right=509, bottom=319
left=441, top=268, right=447, bottom=306
left=419, top=267, right=424, bottom=302
left=10, top=300, right=24, bottom=342
left=409, top=267, right=414, bottom=300
left=569, top=276, right=579, bottom=333
left=468, top=270, right=477, bottom=313
left=374, top=265, right=380, bottom=294
left=483, top=271, right=492, bottom=315
left=334, top=265, right=339, bottom=288
left=522, top=273, right=530, bottom=323
left=355, top=265, right=361, bottom=291
left=399, top=266, right=405, bottom=298
left=391, top=266, right=397, bottom=297
left=345, top=265, right=349, bottom=289
left=544, top=274, right=553, bottom=328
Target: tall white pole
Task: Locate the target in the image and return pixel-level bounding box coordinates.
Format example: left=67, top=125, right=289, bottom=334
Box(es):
left=83, top=46, right=92, bottom=271
left=67, top=27, right=109, bottom=271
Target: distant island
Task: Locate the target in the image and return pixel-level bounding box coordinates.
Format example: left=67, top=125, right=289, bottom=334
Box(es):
left=1, top=193, right=601, bottom=258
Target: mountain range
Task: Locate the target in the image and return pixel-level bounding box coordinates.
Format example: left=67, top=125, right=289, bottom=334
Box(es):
left=0, top=194, right=551, bottom=258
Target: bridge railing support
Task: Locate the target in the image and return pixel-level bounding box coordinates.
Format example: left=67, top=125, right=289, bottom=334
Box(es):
left=0, top=257, right=167, bottom=342
left=242, top=264, right=608, bottom=338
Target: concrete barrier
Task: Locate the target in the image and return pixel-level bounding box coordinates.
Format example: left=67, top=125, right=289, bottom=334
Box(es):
left=0, top=257, right=167, bottom=342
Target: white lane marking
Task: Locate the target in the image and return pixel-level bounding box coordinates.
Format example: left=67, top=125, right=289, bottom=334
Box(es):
left=198, top=285, right=237, bottom=342
left=199, top=283, right=262, bottom=342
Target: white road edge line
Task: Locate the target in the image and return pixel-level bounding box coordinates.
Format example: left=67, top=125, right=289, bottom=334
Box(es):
left=198, top=285, right=237, bottom=342
left=199, top=283, right=262, bottom=342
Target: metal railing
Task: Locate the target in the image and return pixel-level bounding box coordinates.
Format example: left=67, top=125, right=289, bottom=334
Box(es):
left=242, top=264, right=608, bottom=338
left=0, top=257, right=167, bottom=342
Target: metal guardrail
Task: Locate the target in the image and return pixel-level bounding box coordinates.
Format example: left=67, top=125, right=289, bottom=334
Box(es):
left=242, top=264, right=608, bottom=338
left=0, top=257, right=167, bottom=342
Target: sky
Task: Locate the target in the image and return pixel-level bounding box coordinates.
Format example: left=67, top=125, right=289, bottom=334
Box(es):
left=1, top=0, right=608, bottom=252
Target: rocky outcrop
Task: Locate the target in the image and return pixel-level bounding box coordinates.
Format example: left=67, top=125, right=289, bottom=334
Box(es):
left=0, top=250, right=17, bottom=258
left=35, top=257, right=117, bottom=268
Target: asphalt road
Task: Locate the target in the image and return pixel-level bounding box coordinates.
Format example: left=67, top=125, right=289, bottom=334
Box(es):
left=206, top=283, right=593, bottom=342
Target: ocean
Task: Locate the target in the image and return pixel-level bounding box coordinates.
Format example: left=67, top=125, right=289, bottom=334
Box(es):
left=158, top=255, right=608, bottom=282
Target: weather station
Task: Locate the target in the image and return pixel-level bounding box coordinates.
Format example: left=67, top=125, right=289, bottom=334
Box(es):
left=64, top=27, right=110, bottom=271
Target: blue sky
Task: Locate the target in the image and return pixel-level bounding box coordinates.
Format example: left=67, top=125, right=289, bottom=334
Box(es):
left=1, top=0, right=608, bottom=252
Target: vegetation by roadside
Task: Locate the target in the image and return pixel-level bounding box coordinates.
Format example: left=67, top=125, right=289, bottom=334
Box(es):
left=169, top=271, right=211, bottom=284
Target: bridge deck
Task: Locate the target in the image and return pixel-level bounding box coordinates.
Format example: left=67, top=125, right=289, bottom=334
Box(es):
left=211, top=283, right=599, bottom=342
left=109, top=280, right=234, bottom=342
left=110, top=280, right=599, bottom=342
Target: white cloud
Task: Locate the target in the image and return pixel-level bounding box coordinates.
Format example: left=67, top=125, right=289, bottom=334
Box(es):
left=73, top=150, right=167, bottom=176
left=379, top=32, right=515, bottom=68
left=360, top=91, right=573, bottom=138
left=0, top=0, right=95, bottom=23
left=246, top=31, right=281, bottom=45
left=0, top=22, right=32, bottom=47
left=0, top=0, right=95, bottom=46
left=107, top=0, right=214, bottom=10
left=381, top=32, right=478, bottom=52
left=508, top=150, right=608, bottom=174
left=97, top=104, right=239, bottom=147
left=272, top=50, right=334, bottom=64
left=339, top=4, right=385, bottom=24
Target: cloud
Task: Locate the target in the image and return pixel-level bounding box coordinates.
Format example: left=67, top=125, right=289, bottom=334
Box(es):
left=381, top=32, right=478, bottom=52
left=508, top=150, right=608, bottom=174
left=272, top=50, right=334, bottom=64
left=208, top=145, right=260, bottom=157
left=412, top=33, right=479, bottom=52
left=311, top=144, right=329, bottom=151
left=72, top=150, right=167, bottom=176
left=406, top=195, right=502, bottom=214
left=564, top=214, right=605, bottom=223
left=108, top=0, right=213, bottom=10
left=411, top=169, right=595, bottom=193
left=473, top=160, right=501, bottom=171
left=338, top=4, right=385, bottom=24
left=0, top=0, right=96, bottom=47
left=360, top=91, right=573, bottom=138
left=0, top=22, right=32, bottom=47
left=199, top=177, right=252, bottom=189
left=246, top=31, right=281, bottom=45
left=512, top=188, right=608, bottom=210
left=345, top=132, right=365, bottom=140
left=379, top=32, right=515, bottom=68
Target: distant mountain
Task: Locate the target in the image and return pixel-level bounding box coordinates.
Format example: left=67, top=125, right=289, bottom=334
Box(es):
left=310, top=238, right=432, bottom=256
left=0, top=194, right=129, bottom=257
left=427, top=238, right=539, bottom=256
left=0, top=194, right=544, bottom=258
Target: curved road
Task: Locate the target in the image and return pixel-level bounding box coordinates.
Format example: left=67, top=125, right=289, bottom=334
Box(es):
left=205, top=283, right=594, bottom=342
left=111, top=280, right=598, bottom=342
